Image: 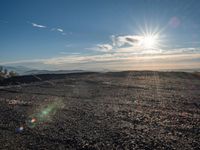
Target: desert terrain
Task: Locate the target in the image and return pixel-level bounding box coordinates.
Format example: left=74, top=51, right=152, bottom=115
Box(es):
left=0, top=71, right=199, bottom=149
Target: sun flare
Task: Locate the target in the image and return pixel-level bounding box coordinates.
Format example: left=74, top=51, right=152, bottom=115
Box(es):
left=136, top=24, right=163, bottom=50
left=140, top=34, right=159, bottom=49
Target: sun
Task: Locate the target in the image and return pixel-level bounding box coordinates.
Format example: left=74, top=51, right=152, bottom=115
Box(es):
left=135, top=23, right=163, bottom=50
left=140, top=34, right=159, bottom=49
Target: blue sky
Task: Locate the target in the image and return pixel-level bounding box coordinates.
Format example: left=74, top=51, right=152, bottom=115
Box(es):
left=0, top=0, right=200, bottom=70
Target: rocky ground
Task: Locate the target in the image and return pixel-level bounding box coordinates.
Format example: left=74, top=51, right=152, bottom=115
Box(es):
left=0, top=71, right=199, bottom=149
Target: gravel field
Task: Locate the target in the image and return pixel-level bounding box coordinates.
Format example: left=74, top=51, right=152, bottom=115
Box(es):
left=0, top=71, right=200, bottom=149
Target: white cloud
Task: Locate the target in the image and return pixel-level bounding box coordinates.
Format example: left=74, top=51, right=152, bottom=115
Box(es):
left=0, top=59, right=44, bottom=65
left=57, top=28, right=63, bottom=32
left=51, top=27, right=66, bottom=35
left=1, top=47, right=200, bottom=71
left=31, top=22, right=46, bottom=28
left=2, top=47, right=196, bottom=65
left=86, top=44, right=113, bottom=52
left=30, top=51, right=200, bottom=71
left=96, top=44, right=113, bottom=51
left=51, top=28, right=64, bottom=32
left=87, top=34, right=148, bottom=53
left=87, top=32, right=200, bottom=55
left=33, top=51, right=200, bottom=71
left=112, top=35, right=143, bottom=47
left=28, top=21, right=68, bottom=37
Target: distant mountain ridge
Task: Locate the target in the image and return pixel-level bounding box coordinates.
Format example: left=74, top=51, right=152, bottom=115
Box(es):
left=1, top=65, right=200, bottom=76
left=24, top=69, right=85, bottom=75
left=1, top=66, right=31, bottom=75
left=1, top=66, right=86, bottom=75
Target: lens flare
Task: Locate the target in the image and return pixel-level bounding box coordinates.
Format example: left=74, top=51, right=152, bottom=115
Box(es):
left=31, top=118, right=36, bottom=123
left=26, top=98, right=65, bottom=128
left=16, top=126, right=24, bottom=133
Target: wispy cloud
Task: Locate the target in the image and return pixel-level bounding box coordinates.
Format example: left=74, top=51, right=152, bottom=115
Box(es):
left=51, top=28, right=63, bottom=32
left=87, top=34, right=154, bottom=53
left=96, top=44, right=113, bottom=52
left=1, top=47, right=199, bottom=71
left=112, top=35, right=142, bottom=47
left=43, top=50, right=200, bottom=65
left=31, top=52, right=200, bottom=71
left=0, top=58, right=44, bottom=65
left=28, top=21, right=69, bottom=38
left=31, top=22, right=46, bottom=28
left=57, top=28, right=63, bottom=32
left=51, top=27, right=66, bottom=35
left=86, top=44, right=113, bottom=52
